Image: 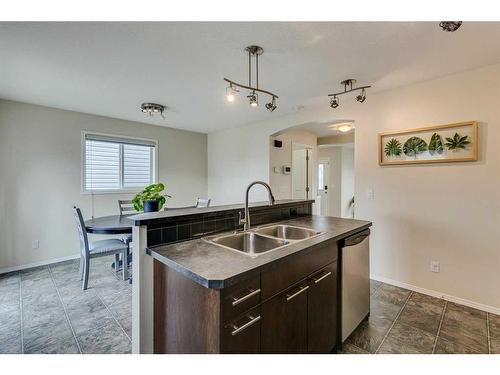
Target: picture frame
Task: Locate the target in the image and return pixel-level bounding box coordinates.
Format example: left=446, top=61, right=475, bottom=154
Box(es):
left=378, top=121, right=478, bottom=166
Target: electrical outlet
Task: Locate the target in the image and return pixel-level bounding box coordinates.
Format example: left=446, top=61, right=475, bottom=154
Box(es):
left=430, top=261, right=440, bottom=273
left=31, top=240, right=39, bottom=249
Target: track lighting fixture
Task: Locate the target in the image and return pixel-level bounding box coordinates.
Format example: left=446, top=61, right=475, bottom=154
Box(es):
left=356, top=88, right=366, bottom=103
left=224, top=45, right=278, bottom=111
left=439, top=21, right=462, bottom=32
left=265, top=97, right=277, bottom=112
left=140, top=103, right=166, bottom=119
left=330, top=96, right=339, bottom=109
left=328, top=79, right=371, bottom=109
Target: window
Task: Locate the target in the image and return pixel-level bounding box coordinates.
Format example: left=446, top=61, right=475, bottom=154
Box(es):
left=83, top=132, right=156, bottom=193
left=318, top=163, right=324, bottom=190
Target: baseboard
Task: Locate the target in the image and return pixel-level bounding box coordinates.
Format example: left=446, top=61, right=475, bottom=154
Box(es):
left=0, top=254, right=80, bottom=275
left=371, top=274, right=500, bottom=315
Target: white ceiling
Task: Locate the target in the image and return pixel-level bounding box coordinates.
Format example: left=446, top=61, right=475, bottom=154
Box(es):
left=1, top=22, right=500, bottom=133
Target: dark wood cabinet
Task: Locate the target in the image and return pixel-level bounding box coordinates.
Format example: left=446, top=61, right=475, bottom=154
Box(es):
left=154, top=238, right=341, bottom=354
left=221, top=306, right=261, bottom=353
left=307, top=262, right=338, bottom=353
left=261, top=282, right=309, bottom=353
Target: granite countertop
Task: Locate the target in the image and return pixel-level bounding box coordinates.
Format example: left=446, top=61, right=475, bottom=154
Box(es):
left=147, top=215, right=372, bottom=289
left=129, top=199, right=314, bottom=225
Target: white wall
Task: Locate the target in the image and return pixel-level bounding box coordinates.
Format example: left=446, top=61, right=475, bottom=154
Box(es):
left=207, top=64, right=500, bottom=311
left=0, top=100, right=207, bottom=271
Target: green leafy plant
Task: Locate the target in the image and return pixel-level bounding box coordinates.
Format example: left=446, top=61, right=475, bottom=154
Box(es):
left=384, top=138, right=402, bottom=157
left=403, top=136, right=428, bottom=158
left=445, top=133, right=470, bottom=151
left=428, top=133, right=444, bottom=155
left=132, top=183, right=172, bottom=212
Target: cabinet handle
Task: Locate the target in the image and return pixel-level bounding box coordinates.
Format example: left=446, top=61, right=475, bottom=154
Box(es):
left=232, top=288, right=261, bottom=306
left=231, top=315, right=261, bottom=336
left=285, top=285, right=309, bottom=301
left=313, top=271, right=332, bottom=284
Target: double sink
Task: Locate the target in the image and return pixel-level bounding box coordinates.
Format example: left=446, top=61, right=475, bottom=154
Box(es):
left=203, top=224, right=324, bottom=257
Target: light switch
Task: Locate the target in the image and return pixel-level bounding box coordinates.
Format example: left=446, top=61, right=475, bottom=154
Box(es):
left=367, top=188, right=374, bottom=200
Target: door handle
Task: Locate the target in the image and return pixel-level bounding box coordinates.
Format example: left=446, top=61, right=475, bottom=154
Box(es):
left=231, top=288, right=261, bottom=306
left=231, top=315, right=261, bottom=336
left=285, top=285, right=309, bottom=301
left=312, top=271, right=332, bottom=284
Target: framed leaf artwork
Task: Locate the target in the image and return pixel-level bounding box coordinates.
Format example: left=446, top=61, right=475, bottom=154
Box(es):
left=379, top=121, right=478, bottom=166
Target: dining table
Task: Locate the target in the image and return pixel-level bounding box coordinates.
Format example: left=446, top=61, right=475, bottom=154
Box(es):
left=84, top=214, right=133, bottom=280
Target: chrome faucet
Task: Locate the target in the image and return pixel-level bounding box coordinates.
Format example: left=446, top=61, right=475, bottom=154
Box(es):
left=239, top=181, right=276, bottom=231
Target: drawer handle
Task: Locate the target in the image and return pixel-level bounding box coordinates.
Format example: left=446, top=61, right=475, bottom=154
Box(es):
left=285, top=285, right=309, bottom=301
left=313, top=271, right=332, bottom=284
left=231, top=315, right=261, bottom=336
left=232, top=288, right=261, bottom=306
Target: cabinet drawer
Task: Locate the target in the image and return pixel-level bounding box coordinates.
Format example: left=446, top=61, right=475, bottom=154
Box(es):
left=261, top=239, right=338, bottom=300
left=222, top=273, right=261, bottom=322
left=221, top=306, right=261, bottom=353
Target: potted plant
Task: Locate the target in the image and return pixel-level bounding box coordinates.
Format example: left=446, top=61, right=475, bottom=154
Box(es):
left=132, top=183, right=172, bottom=212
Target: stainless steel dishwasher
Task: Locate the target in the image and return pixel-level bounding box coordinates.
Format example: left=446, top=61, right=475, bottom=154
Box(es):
left=341, top=229, right=370, bottom=342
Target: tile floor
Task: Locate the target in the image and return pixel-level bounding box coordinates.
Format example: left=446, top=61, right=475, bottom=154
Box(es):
left=1, top=260, right=499, bottom=355
left=341, top=279, right=500, bottom=354
left=0, top=256, right=131, bottom=354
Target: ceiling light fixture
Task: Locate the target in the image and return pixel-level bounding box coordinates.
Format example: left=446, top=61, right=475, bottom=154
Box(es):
left=439, top=21, right=462, bottom=32
left=224, top=45, right=278, bottom=111
left=336, top=123, right=354, bottom=132
left=140, top=103, right=166, bottom=119
left=328, top=79, right=371, bottom=109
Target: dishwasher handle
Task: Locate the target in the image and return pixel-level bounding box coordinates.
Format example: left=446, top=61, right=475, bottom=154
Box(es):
left=343, top=229, right=370, bottom=247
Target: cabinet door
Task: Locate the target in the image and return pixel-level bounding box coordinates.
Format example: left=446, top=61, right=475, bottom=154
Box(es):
left=261, top=282, right=308, bottom=353
left=221, top=307, right=261, bottom=353
left=307, top=261, right=338, bottom=353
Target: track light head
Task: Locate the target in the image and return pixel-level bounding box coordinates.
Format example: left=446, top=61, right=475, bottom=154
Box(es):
left=356, top=89, right=366, bottom=103
left=226, top=85, right=238, bottom=103
left=248, top=92, right=258, bottom=107
left=439, top=21, right=462, bottom=32
left=330, top=96, right=339, bottom=109
left=265, top=97, right=277, bottom=112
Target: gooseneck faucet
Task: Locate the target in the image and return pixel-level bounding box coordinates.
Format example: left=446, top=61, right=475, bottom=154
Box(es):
left=239, top=181, right=276, bottom=231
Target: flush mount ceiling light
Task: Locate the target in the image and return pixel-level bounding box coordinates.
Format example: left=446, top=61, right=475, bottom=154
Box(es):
left=224, top=45, right=279, bottom=112
left=439, top=21, right=462, bottom=32
left=329, top=122, right=354, bottom=133
left=140, top=103, right=166, bottom=119
left=328, top=79, right=371, bottom=109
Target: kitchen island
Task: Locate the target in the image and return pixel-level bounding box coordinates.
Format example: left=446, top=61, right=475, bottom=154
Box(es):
left=129, top=199, right=371, bottom=353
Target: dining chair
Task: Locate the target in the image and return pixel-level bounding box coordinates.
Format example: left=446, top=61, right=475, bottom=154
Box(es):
left=118, top=199, right=135, bottom=215
left=195, top=198, right=211, bottom=208
left=73, top=206, right=129, bottom=290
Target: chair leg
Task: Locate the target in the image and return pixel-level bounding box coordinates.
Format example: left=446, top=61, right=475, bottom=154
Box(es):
left=122, top=250, right=128, bottom=281
left=115, top=253, right=120, bottom=272
left=82, top=257, right=90, bottom=290
left=79, top=256, right=84, bottom=281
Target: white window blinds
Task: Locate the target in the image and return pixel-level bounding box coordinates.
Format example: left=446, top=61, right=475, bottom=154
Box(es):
left=84, top=133, right=156, bottom=192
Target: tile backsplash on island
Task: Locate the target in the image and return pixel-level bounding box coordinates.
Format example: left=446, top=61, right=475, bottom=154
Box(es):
left=130, top=200, right=313, bottom=247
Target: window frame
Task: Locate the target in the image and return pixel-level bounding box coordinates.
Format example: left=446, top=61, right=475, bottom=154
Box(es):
left=81, top=130, right=158, bottom=195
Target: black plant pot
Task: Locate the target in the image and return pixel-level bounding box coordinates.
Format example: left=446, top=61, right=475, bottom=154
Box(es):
left=143, top=200, right=159, bottom=213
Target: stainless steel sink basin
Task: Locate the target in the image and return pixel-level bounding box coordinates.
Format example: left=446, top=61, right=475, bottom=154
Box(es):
left=204, top=231, right=289, bottom=256
left=254, top=224, right=322, bottom=241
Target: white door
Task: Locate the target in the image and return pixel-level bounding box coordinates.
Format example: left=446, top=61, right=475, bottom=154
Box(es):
left=317, top=160, right=330, bottom=216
